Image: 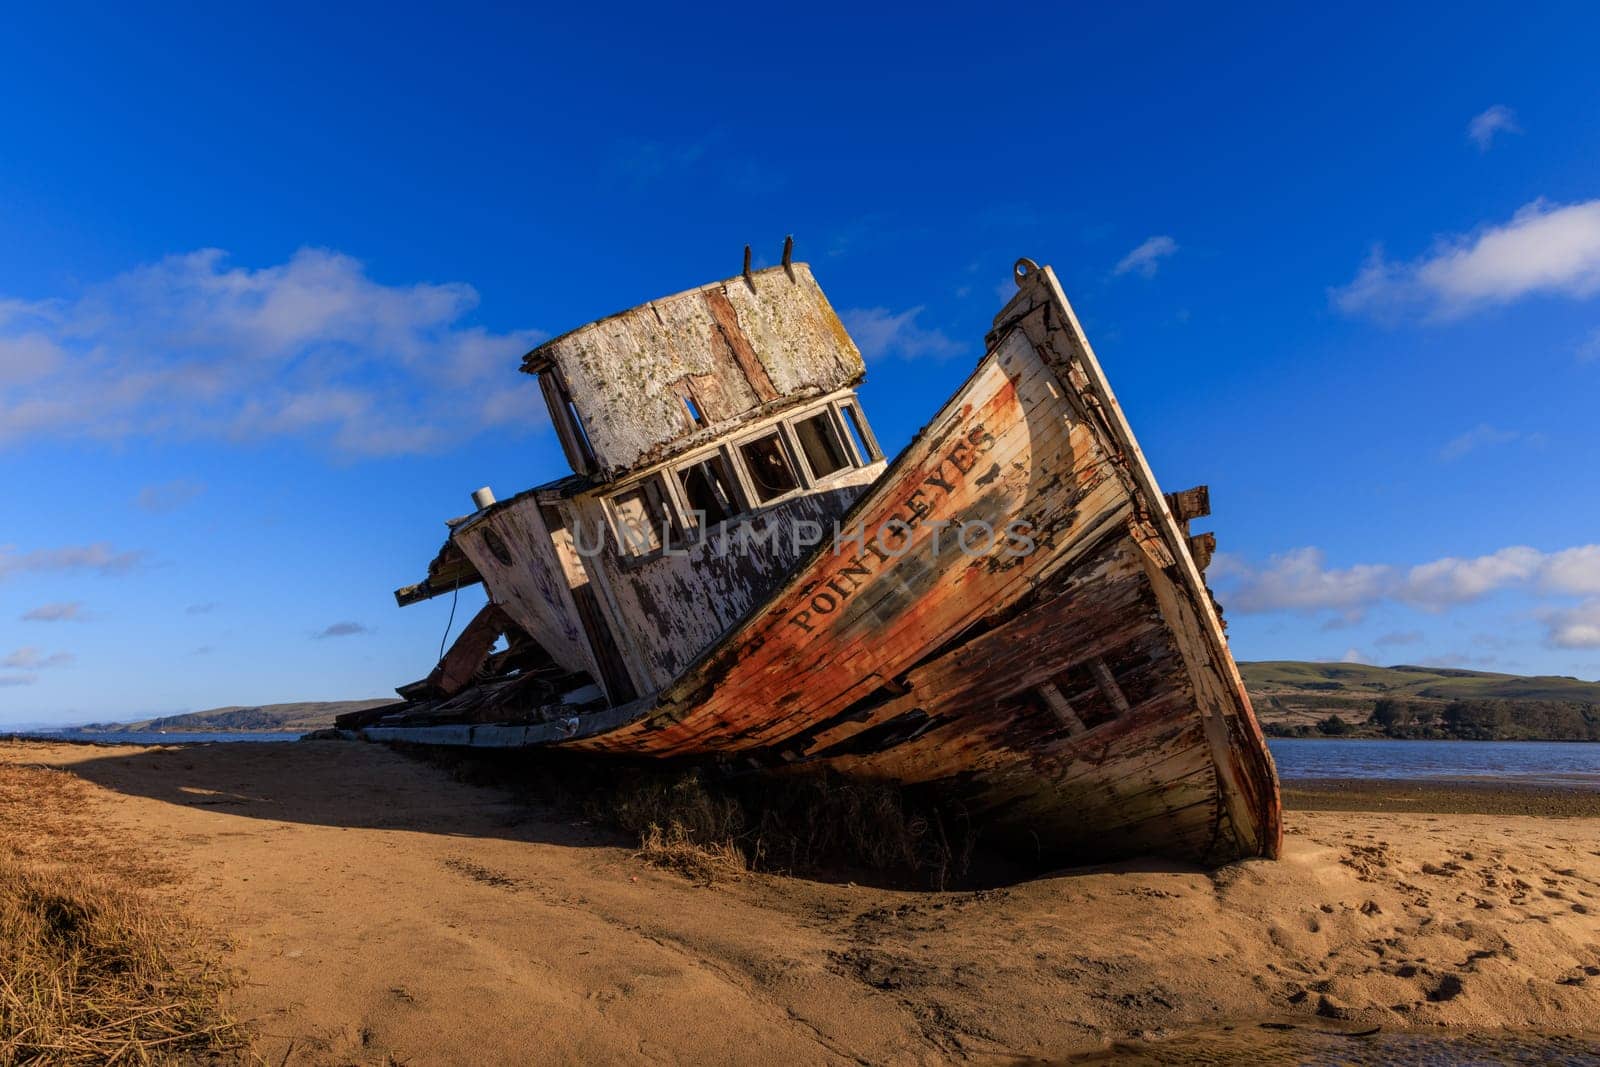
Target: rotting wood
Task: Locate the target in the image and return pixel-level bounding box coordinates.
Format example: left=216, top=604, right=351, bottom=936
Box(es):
left=1089, top=657, right=1135, bottom=717
left=425, top=603, right=513, bottom=699
left=394, top=539, right=482, bottom=606
left=1037, top=682, right=1087, bottom=735
left=371, top=254, right=1282, bottom=870
left=1164, top=485, right=1210, bottom=526
left=519, top=264, right=863, bottom=481
left=704, top=287, right=779, bottom=403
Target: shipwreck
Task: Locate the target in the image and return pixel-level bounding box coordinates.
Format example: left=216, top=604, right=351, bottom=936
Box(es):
left=339, top=247, right=1282, bottom=867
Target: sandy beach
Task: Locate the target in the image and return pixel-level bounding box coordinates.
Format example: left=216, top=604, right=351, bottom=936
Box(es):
left=3, top=737, right=1599, bottom=1064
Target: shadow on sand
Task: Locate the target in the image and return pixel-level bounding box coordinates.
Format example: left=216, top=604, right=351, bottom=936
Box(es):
left=38, top=737, right=1200, bottom=891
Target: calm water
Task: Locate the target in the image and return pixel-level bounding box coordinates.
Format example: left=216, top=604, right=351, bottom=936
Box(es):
left=9, top=730, right=302, bottom=744
left=1269, top=738, right=1600, bottom=787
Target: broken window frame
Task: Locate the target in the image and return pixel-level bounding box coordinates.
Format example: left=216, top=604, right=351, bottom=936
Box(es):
left=789, top=403, right=857, bottom=485
left=672, top=447, right=747, bottom=535
left=604, top=475, right=681, bottom=560
left=731, top=423, right=808, bottom=506
left=834, top=398, right=882, bottom=466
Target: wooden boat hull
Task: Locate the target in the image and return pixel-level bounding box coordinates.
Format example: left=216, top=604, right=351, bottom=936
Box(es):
left=363, top=264, right=1281, bottom=867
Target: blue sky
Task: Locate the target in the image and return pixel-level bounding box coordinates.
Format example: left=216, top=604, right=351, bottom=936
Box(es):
left=3, top=3, right=1599, bottom=725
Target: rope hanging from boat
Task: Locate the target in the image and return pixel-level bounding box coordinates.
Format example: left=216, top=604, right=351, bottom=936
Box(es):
left=437, top=578, right=460, bottom=665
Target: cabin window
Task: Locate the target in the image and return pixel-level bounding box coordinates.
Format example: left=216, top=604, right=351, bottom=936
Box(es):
left=837, top=401, right=882, bottom=464
left=738, top=430, right=800, bottom=503
left=677, top=453, right=742, bottom=529
left=794, top=410, right=852, bottom=480
left=610, top=477, right=676, bottom=557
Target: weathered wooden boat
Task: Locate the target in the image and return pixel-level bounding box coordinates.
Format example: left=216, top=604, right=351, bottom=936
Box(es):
left=342, top=248, right=1281, bottom=867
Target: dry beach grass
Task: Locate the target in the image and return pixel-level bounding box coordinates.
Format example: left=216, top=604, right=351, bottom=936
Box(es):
left=0, top=762, right=246, bottom=1065
left=2, top=737, right=1598, bottom=1064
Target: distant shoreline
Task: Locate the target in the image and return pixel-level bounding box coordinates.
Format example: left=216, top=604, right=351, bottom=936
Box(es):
left=3, top=730, right=305, bottom=746
left=10, top=699, right=391, bottom=738
left=1285, top=776, right=1600, bottom=816
left=54, top=727, right=307, bottom=736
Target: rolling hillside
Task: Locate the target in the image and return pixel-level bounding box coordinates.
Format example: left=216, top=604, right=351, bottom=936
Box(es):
left=69, top=700, right=390, bottom=735
left=1240, top=662, right=1600, bottom=740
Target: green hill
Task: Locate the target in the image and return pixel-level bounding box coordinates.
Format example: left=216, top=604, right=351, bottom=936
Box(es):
left=70, top=700, right=389, bottom=735
left=1240, top=662, right=1600, bottom=741
left=1241, top=661, right=1600, bottom=702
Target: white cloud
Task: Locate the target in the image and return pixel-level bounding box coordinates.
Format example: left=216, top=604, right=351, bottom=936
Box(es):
left=1467, top=105, right=1521, bottom=151
left=2, top=647, right=74, bottom=669
left=1340, top=647, right=1370, bottom=664
left=0, top=249, right=547, bottom=457
left=0, top=543, right=144, bottom=582
left=1113, top=236, right=1178, bottom=278
left=840, top=307, right=962, bottom=361
left=1374, top=630, right=1424, bottom=647
left=136, top=479, right=206, bottom=513
left=0, top=674, right=37, bottom=687
left=1332, top=199, right=1600, bottom=319
left=0, top=332, right=66, bottom=385
left=1214, top=543, right=1600, bottom=616
left=1542, top=546, right=1600, bottom=595
left=20, top=602, right=89, bottom=622
left=1211, top=547, right=1391, bottom=615
left=1400, top=546, right=1543, bottom=606
left=1545, top=600, right=1600, bottom=649
left=314, top=621, right=369, bottom=639
left=1439, top=423, right=1519, bottom=460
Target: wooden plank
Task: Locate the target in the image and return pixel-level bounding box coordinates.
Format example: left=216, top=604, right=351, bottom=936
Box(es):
left=1037, top=682, right=1086, bottom=735
left=1088, top=658, right=1134, bottom=717
left=540, top=370, right=595, bottom=477
left=1164, top=485, right=1210, bottom=524
left=428, top=603, right=512, bottom=698
left=394, top=539, right=483, bottom=607
left=704, top=287, right=779, bottom=402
